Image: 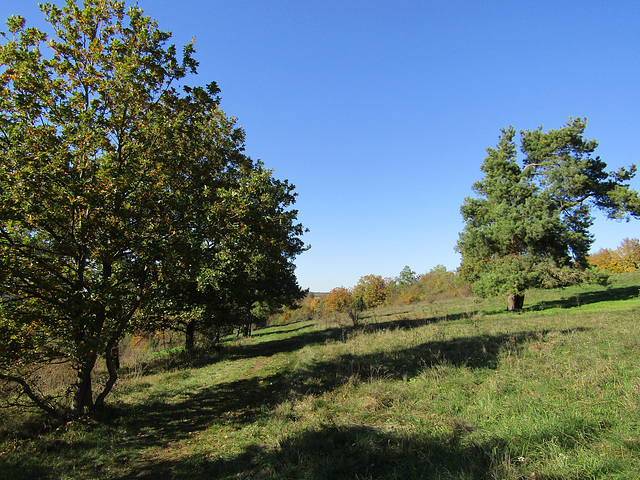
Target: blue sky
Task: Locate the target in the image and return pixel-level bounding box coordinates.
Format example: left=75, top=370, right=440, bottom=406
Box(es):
left=3, top=1, right=639, bottom=292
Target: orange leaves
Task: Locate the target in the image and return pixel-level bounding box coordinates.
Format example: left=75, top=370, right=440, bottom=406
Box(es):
left=588, top=238, right=640, bottom=273
left=353, top=274, right=388, bottom=309
left=322, top=287, right=353, bottom=314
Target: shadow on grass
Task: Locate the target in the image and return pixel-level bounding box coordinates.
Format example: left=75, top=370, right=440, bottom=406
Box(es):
left=122, top=326, right=591, bottom=438
left=123, top=423, right=501, bottom=479
left=123, top=279, right=634, bottom=378
left=0, top=462, right=51, bottom=480
left=177, top=419, right=613, bottom=480
left=250, top=323, right=313, bottom=337
left=224, top=311, right=475, bottom=362
left=118, top=280, right=640, bottom=379
left=109, top=416, right=612, bottom=479
left=283, top=327, right=589, bottom=395
left=0, top=326, right=594, bottom=479
left=527, top=284, right=640, bottom=312
left=88, top=313, right=472, bottom=386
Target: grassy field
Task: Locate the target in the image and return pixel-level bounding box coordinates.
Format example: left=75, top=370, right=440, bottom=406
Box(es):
left=1, top=271, right=639, bottom=479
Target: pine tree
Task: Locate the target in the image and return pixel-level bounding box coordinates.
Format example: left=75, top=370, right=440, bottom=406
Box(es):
left=457, top=119, right=639, bottom=310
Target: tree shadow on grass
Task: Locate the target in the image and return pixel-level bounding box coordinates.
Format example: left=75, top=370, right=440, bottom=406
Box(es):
left=111, top=313, right=472, bottom=380
left=0, top=326, right=595, bottom=479
left=125, top=423, right=500, bottom=479
left=117, top=418, right=615, bottom=480
left=0, top=461, right=51, bottom=480
left=250, top=323, right=313, bottom=337
left=119, top=326, right=589, bottom=441
left=283, top=327, right=589, bottom=395
left=1, top=326, right=593, bottom=479
left=125, top=280, right=639, bottom=379
left=527, top=284, right=640, bottom=312
left=199, top=420, right=615, bottom=480
left=224, top=311, right=475, bottom=362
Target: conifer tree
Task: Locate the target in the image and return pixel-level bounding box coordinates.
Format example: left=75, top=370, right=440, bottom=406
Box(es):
left=457, top=118, right=639, bottom=310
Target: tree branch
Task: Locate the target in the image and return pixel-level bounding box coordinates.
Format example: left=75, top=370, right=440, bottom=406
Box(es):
left=0, top=373, right=61, bottom=417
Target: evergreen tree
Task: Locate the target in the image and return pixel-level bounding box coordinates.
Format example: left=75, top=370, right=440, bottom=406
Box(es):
left=457, top=119, right=639, bottom=310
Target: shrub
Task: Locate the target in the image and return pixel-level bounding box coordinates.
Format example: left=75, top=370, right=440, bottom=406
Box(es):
left=352, top=275, right=388, bottom=309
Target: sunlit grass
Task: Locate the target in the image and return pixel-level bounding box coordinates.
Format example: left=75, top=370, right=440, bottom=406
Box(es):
left=1, top=271, right=639, bottom=479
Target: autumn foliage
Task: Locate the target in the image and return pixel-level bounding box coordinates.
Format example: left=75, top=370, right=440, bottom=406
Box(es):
left=352, top=275, right=388, bottom=309
left=270, top=266, right=473, bottom=326
left=322, top=287, right=353, bottom=314
left=588, top=238, right=640, bottom=273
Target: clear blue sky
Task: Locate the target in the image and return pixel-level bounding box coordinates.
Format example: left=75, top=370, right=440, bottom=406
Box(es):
left=3, top=1, right=639, bottom=292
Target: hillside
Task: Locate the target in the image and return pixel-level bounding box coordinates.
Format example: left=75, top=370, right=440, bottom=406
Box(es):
left=1, top=271, right=639, bottom=479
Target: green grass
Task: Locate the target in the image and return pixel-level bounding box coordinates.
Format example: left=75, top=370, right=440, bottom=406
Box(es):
left=1, top=271, right=639, bottom=479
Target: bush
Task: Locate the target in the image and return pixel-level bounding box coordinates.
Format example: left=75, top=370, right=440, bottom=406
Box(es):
left=352, top=275, right=388, bottom=309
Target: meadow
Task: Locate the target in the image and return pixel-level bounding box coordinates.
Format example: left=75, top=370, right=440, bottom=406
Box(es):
left=1, top=271, right=639, bottom=479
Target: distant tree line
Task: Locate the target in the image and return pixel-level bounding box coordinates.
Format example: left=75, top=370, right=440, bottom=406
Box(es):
left=274, top=266, right=472, bottom=325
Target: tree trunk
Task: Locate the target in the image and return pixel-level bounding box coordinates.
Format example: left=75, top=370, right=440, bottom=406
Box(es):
left=243, top=322, right=252, bottom=337
left=185, top=319, right=196, bottom=355
left=507, top=293, right=525, bottom=311
left=111, top=343, right=120, bottom=370
left=72, top=358, right=96, bottom=417
left=94, top=339, right=119, bottom=409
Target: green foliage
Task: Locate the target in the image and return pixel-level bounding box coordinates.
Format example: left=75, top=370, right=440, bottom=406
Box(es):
left=347, top=295, right=365, bottom=325
left=156, top=160, right=307, bottom=349
left=0, top=0, right=305, bottom=416
left=457, top=118, right=638, bottom=310
left=396, top=265, right=418, bottom=286
left=0, top=0, right=192, bottom=416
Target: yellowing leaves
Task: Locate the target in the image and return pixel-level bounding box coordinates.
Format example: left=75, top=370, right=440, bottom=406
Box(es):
left=588, top=238, right=640, bottom=273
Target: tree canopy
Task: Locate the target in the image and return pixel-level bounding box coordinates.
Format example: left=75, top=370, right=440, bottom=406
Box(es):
left=457, top=118, right=639, bottom=310
left=0, top=0, right=306, bottom=416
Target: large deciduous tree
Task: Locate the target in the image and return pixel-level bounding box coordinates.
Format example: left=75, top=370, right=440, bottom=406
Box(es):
left=457, top=118, right=639, bottom=311
left=0, top=0, right=306, bottom=416
left=157, top=160, right=307, bottom=352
